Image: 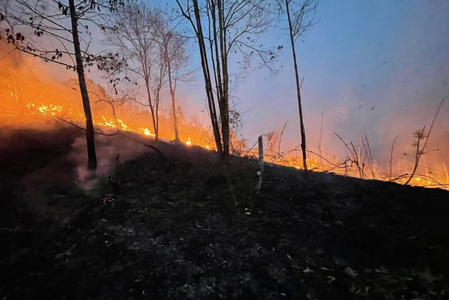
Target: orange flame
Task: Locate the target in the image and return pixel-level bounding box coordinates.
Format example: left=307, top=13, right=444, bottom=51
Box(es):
left=0, top=47, right=447, bottom=190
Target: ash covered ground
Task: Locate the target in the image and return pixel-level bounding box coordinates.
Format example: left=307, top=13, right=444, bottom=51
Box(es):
left=0, top=124, right=448, bottom=300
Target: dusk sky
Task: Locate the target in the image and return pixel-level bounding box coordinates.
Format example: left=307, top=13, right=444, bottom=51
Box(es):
left=33, top=0, right=448, bottom=166
left=157, top=0, right=449, bottom=163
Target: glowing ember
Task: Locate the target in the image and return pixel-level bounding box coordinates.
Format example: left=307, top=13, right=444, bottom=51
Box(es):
left=141, top=128, right=155, bottom=136
left=100, top=115, right=117, bottom=128
left=186, top=137, right=192, bottom=145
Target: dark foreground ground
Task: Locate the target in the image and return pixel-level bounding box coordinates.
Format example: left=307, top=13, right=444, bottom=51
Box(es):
left=0, top=125, right=448, bottom=300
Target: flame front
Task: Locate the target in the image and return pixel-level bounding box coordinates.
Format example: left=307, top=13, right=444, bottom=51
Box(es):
left=1, top=90, right=447, bottom=189
left=0, top=47, right=447, bottom=189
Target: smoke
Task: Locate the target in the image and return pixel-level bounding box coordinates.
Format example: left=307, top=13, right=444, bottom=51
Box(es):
left=0, top=17, right=448, bottom=188
left=69, top=132, right=149, bottom=190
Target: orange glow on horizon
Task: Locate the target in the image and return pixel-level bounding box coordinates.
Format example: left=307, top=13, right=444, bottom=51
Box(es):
left=0, top=46, right=447, bottom=190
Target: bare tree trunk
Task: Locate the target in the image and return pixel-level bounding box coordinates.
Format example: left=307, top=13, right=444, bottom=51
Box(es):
left=69, top=0, right=97, bottom=171
left=165, top=46, right=180, bottom=142
left=169, top=82, right=179, bottom=141
left=155, top=87, right=160, bottom=140
left=285, top=0, right=308, bottom=171
left=192, top=0, right=223, bottom=157
left=218, top=0, right=230, bottom=158
left=144, top=77, right=158, bottom=141
left=210, top=0, right=227, bottom=158
left=208, top=0, right=229, bottom=159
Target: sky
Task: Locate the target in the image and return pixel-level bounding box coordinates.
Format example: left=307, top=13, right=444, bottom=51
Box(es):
left=27, top=0, right=447, bottom=166
left=160, top=0, right=448, bottom=163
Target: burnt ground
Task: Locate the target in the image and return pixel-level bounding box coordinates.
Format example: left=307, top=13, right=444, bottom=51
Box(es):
left=0, top=125, right=448, bottom=300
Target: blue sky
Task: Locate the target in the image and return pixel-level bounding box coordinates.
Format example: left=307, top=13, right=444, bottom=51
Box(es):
left=2, top=0, right=447, bottom=172
left=159, top=0, right=448, bottom=163
left=40, top=0, right=445, bottom=165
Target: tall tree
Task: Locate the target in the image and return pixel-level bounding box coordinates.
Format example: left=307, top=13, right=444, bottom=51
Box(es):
left=106, top=2, right=167, bottom=141
left=150, top=40, right=168, bottom=140
left=155, top=25, right=191, bottom=142
left=180, top=0, right=223, bottom=154
left=0, top=0, right=123, bottom=172
left=279, top=0, right=317, bottom=170
left=176, top=0, right=277, bottom=160
left=68, top=0, right=96, bottom=170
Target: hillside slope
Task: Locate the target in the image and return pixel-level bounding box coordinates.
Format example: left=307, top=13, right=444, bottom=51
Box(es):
left=0, top=125, right=448, bottom=300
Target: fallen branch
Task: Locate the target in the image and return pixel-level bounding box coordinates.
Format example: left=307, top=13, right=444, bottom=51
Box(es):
left=56, top=117, right=120, bottom=136
left=119, top=132, right=169, bottom=163
left=242, top=140, right=259, bottom=157
left=306, top=150, right=350, bottom=172
left=391, top=173, right=448, bottom=188
left=56, top=116, right=168, bottom=163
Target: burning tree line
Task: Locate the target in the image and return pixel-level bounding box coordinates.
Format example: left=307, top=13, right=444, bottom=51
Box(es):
left=0, top=0, right=318, bottom=171
left=0, top=0, right=197, bottom=171
left=0, top=0, right=447, bottom=189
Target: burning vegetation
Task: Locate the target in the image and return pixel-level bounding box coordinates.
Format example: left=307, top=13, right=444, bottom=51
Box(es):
left=0, top=43, right=448, bottom=189
left=0, top=0, right=447, bottom=189
left=0, top=1, right=448, bottom=299
left=0, top=45, right=447, bottom=189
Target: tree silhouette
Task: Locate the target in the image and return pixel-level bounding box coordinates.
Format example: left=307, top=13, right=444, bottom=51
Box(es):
left=0, top=0, right=125, bottom=172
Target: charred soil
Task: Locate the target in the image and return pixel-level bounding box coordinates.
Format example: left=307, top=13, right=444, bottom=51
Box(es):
left=0, top=125, right=448, bottom=300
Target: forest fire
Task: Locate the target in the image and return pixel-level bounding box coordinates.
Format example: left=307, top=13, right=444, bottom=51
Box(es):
left=1, top=87, right=447, bottom=190
left=0, top=40, right=447, bottom=190
left=3, top=94, right=157, bottom=139
left=0, top=50, right=447, bottom=190
left=0, top=1, right=448, bottom=299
